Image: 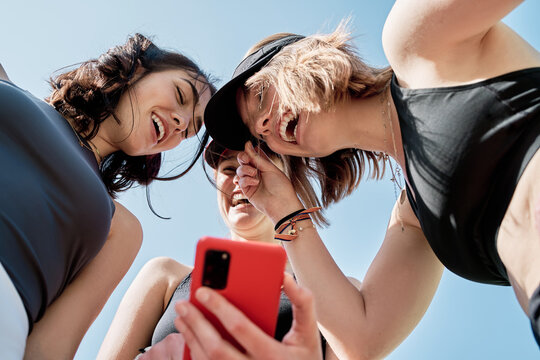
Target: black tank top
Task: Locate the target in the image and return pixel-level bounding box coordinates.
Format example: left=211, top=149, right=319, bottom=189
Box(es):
left=390, top=68, right=540, bottom=285
left=0, top=80, right=114, bottom=329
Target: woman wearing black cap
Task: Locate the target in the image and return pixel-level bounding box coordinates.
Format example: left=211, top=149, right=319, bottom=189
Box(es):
left=180, top=1, right=540, bottom=359
left=99, top=140, right=354, bottom=359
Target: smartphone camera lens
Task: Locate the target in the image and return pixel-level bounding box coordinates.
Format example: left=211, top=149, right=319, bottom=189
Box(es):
left=202, top=250, right=230, bottom=289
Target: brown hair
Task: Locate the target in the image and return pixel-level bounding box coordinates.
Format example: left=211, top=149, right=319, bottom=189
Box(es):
left=245, top=22, right=392, bottom=217
left=48, top=33, right=216, bottom=198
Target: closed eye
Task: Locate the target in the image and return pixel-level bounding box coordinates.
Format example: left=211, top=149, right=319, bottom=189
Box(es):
left=222, top=166, right=237, bottom=174
left=176, top=86, right=185, bottom=105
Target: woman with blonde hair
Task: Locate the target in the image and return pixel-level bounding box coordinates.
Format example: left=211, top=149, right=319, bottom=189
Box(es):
left=98, top=140, right=358, bottom=359
left=177, top=1, right=540, bottom=359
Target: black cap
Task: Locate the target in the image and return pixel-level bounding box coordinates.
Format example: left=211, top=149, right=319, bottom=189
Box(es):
left=204, top=139, right=278, bottom=170
left=204, top=140, right=228, bottom=169
left=204, top=34, right=305, bottom=151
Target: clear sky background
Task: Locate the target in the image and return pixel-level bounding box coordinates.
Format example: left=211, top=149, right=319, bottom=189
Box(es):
left=2, top=1, right=539, bottom=359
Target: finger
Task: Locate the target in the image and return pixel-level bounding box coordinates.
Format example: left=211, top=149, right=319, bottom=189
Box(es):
left=194, top=287, right=280, bottom=356
left=281, top=274, right=320, bottom=344
left=161, top=333, right=185, bottom=360
left=236, top=164, right=258, bottom=179
left=240, top=141, right=278, bottom=172
left=140, top=333, right=185, bottom=360
left=236, top=177, right=260, bottom=197
left=175, top=301, right=241, bottom=360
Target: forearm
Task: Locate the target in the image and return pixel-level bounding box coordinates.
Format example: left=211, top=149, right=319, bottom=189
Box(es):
left=98, top=258, right=190, bottom=360
left=281, top=223, right=373, bottom=359
left=282, top=217, right=442, bottom=360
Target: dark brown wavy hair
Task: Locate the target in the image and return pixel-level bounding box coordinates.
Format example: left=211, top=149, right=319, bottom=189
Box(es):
left=47, top=33, right=216, bottom=198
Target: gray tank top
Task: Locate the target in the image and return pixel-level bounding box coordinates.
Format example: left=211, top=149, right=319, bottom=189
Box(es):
left=0, top=80, right=114, bottom=330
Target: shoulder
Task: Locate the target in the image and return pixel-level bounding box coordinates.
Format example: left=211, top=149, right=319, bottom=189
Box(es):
left=141, top=257, right=193, bottom=282
left=110, top=201, right=142, bottom=239
left=138, top=257, right=193, bottom=299
left=107, top=201, right=143, bottom=257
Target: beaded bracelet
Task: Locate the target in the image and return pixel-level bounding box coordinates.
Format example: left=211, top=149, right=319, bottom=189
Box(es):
left=274, top=207, right=321, bottom=241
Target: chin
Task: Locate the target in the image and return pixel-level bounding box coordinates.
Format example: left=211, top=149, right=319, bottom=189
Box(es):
left=228, top=211, right=265, bottom=229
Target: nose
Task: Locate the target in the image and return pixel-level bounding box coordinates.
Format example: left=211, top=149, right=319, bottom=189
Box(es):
left=233, top=174, right=240, bottom=187
left=254, top=114, right=272, bottom=138
left=172, top=113, right=189, bottom=132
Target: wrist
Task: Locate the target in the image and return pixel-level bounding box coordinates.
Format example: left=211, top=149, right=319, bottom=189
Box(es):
left=274, top=207, right=321, bottom=242
left=267, top=200, right=304, bottom=225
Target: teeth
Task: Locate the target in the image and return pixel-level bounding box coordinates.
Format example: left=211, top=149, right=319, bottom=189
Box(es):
left=231, top=193, right=249, bottom=207
left=279, top=113, right=297, bottom=142
left=152, top=114, right=165, bottom=141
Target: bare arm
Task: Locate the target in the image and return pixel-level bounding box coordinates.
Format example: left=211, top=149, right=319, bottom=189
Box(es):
left=282, top=196, right=442, bottom=360
left=97, top=258, right=191, bottom=360
left=236, top=143, right=443, bottom=360
left=384, top=0, right=524, bottom=58
left=323, top=277, right=363, bottom=360
left=23, top=201, right=143, bottom=360
left=383, top=0, right=532, bottom=86
left=0, top=63, right=11, bottom=82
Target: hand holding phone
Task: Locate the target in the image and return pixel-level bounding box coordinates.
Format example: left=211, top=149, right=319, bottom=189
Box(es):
left=183, top=236, right=287, bottom=360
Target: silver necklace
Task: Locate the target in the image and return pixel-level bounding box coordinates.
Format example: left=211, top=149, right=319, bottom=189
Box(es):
left=381, top=85, right=405, bottom=232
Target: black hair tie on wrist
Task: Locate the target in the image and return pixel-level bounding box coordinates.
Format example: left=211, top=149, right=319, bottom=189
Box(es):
left=274, top=209, right=305, bottom=231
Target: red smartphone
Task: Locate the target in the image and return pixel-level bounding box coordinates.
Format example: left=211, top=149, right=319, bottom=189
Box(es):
left=183, top=236, right=287, bottom=360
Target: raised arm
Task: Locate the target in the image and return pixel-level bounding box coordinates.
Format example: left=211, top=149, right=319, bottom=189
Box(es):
left=97, top=257, right=191, bottom=360
left=384, top=0, right=523, bottom=57
left=0, top=63, right=11, bottom=82
left=383, top=0, right=528, bottom=86
left=23, top=201, right=142, bottom=360
left=236, top=142, right=443, bottom=359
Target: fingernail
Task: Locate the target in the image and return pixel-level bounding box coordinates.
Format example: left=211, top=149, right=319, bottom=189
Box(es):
left=196, top=288, right=210, bottom=303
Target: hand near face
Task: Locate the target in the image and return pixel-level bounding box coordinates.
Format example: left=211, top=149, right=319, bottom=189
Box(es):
left=136, top=333, right=185, bottom=360
left=236, top=141, right=303, bottom=223
left=174, top=273, right=323, bottom=360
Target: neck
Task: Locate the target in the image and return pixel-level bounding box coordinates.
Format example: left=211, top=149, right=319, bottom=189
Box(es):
left=89, top=134, right=117, bottom=160
left=229, top=230, right=293, bottom=274
left=229, top=228, right=275, bottom=243
left=337, top=88, right=406, bottom=169
left=65, top=117, right=106, bottom=165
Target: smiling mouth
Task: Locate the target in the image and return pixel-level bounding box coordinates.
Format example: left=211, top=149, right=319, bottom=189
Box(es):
left=231, top=193, right=250, bottom=207
left=279, top=113, right=298, bottom=143
left=152, top=114, right=165, bottom=142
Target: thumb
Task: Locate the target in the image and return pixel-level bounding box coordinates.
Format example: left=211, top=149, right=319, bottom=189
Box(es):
left=282, top=274, right=319, bottom=338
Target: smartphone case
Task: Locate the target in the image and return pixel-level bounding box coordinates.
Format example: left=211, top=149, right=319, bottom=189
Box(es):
left=184, top=236, right=287, bottom=359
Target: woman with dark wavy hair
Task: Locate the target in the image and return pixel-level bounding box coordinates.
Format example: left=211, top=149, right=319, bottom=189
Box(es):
left=0, top=34, right=215, bottom=359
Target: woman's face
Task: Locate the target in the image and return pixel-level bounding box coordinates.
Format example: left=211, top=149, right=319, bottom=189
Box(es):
left=236, top=85, right=341, bottom=158
left=106, top=69, right=212, bottom=156
left=215, top=152, right=273, bottom=237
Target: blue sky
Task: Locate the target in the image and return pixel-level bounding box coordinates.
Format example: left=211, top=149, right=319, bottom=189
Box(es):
left=2, top=1, right=538, bottom=358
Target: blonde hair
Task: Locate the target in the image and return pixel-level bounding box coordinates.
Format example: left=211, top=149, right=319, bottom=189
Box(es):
left=245, top=22, right=392, bottom=215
